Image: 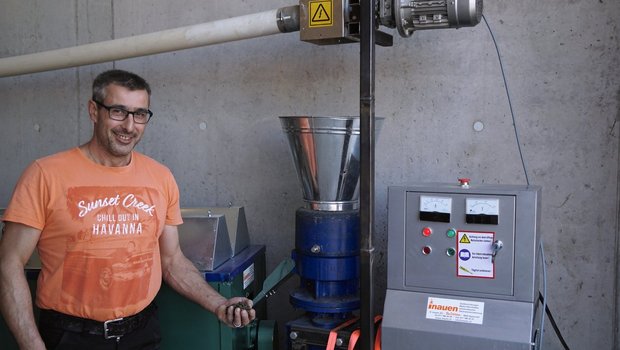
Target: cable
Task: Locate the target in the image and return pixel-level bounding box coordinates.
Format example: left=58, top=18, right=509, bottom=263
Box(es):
left=537, top=242, right=571, bottom=350
left=481, top=14, right=530, bottom=186
left=538, top=293, right=571, bottom=350
left=483, top=16, right=572, bottom=349
left=539, top=240, right=547, bottom=349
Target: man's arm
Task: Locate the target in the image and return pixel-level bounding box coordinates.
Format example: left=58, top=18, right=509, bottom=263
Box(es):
left=159, top=224, right=256, bottom=327
left=0, top=222, right=46, bottom=350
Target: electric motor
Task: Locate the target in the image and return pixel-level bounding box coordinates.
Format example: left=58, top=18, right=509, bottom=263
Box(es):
left=379, top=0, right=483, bottom=37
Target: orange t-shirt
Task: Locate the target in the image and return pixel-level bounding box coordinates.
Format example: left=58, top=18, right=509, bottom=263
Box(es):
left=2, top=147, right=183, bottom=321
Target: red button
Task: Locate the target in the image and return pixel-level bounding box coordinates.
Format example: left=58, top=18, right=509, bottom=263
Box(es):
left=422, top=227, right=432, bottom=237
left=422, top=246, right=432, bottom=255
left=458, top=178, right=471, bottom=185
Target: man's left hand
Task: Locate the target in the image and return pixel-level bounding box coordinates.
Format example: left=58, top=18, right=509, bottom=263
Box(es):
left=217, top=297, right=256, bottom=328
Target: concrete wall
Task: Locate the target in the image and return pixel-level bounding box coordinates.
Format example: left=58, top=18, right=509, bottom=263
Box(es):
left=1, top=0, right=618, bottom=349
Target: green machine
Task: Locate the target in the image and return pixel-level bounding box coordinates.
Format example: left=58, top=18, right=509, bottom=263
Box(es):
left=0, top=207, right=282, bottom=350
left=157, top=244, right=276, bottom=350
left=157, top=207, right=277, bottom=350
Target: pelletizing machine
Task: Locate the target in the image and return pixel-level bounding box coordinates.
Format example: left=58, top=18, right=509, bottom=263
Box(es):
left=279, top=116, right=366, bottom=349
left=273, top=1, right=483, bottom=348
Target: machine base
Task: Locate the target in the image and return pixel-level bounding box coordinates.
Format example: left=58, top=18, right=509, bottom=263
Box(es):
left=382, top=289, right=537, bottom=350
left=287, top=315, right=361, bottom=350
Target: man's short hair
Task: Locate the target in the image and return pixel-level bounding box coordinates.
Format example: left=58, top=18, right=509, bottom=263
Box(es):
left=92, top=69, right=151, bottom=103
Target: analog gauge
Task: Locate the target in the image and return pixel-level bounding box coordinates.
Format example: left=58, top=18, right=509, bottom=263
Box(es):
left=420, top=196, right=452, bottom=214
left=466, top=198, right=500, bottom=215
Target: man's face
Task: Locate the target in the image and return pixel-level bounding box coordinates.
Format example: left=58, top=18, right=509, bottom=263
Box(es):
left=89, top=84, right=150, bottom=158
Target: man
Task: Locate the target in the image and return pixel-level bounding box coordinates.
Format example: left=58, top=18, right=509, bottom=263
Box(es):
left=0, top=69, right=255, bottom=349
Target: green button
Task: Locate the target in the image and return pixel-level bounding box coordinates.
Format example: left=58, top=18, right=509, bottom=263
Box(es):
left=446, top=248, right=456, bottom=257
left=446, top=229, right=456, bottom=238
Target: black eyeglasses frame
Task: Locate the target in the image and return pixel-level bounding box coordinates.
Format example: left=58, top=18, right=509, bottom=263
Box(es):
left=93, top=100, right=153, bottom=124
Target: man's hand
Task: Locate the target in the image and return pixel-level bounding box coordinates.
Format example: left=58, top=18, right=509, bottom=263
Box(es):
left=216, top=297, right=257, bottom=328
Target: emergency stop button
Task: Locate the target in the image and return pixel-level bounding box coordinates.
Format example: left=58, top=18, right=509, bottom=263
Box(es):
left=458, top=178, right=471, bottom=188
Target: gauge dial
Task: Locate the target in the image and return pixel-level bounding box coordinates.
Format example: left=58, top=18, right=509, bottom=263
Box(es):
left=420, top=196, right=452, bottom=214
left=466, top=198, right=499, bottom=215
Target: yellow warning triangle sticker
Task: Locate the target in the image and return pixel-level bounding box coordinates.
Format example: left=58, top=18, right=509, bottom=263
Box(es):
left=313, top=4, right=330, bottom=22
left=309, top=1, right=333, bottom=27
left=460, top=234, right=471, bottom=244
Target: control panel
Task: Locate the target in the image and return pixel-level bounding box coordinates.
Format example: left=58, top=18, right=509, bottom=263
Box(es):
left=387, top=183, right=541, bottom=302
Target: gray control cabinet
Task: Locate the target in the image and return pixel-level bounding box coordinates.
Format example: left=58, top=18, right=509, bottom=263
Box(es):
left=382, top=183, right=541, bottom=349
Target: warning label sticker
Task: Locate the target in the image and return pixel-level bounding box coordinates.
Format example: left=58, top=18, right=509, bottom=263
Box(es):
left=457, top=231, right=495, bottom=278
left=243, top=263, right=255, bottom=290
left=426, top=297, right=485, bottom=325
left=309, top=0, right=333, bottom=27
left=459, top=234, right=471, bottom=244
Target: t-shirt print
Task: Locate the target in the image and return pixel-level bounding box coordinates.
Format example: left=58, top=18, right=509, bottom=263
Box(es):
left=61, top=186, right=162, bottom=309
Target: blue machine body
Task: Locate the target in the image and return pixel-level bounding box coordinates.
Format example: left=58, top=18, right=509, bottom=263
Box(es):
left=290, top=208, right=360, bottom=327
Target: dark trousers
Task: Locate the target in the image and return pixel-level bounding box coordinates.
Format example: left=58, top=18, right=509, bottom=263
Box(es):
left=38, top=308, right=162, bottom=350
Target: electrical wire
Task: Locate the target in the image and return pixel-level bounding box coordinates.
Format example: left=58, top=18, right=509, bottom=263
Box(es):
left=483, top=15, right=572, bottom=350
left=538, top=292, right=572, bottom=350
left=481, top=14, right=530, bottom=186
left=539, top=240, right=547, bottom=349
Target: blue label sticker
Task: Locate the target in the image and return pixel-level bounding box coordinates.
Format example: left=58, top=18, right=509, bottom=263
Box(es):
left=459, top=249, right=471, bottom=261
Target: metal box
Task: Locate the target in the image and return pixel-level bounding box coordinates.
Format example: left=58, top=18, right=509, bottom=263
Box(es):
left=206, top=207, right=251, bottom=256
left=179, top=209, right=232, bottom=271
left=383, top=183, right=542, bottom=350
left=299, top=0, right=359, bottom=44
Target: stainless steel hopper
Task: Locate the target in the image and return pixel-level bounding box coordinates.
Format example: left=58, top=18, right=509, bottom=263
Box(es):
left=279, top=116, right=362, bottom=211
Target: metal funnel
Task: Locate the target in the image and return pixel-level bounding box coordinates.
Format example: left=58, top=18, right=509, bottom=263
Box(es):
left=280, top=116, right=370, bottom=211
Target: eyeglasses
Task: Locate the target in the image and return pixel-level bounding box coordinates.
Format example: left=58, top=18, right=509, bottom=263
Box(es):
left=93, top=100, right=153, bottom=124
